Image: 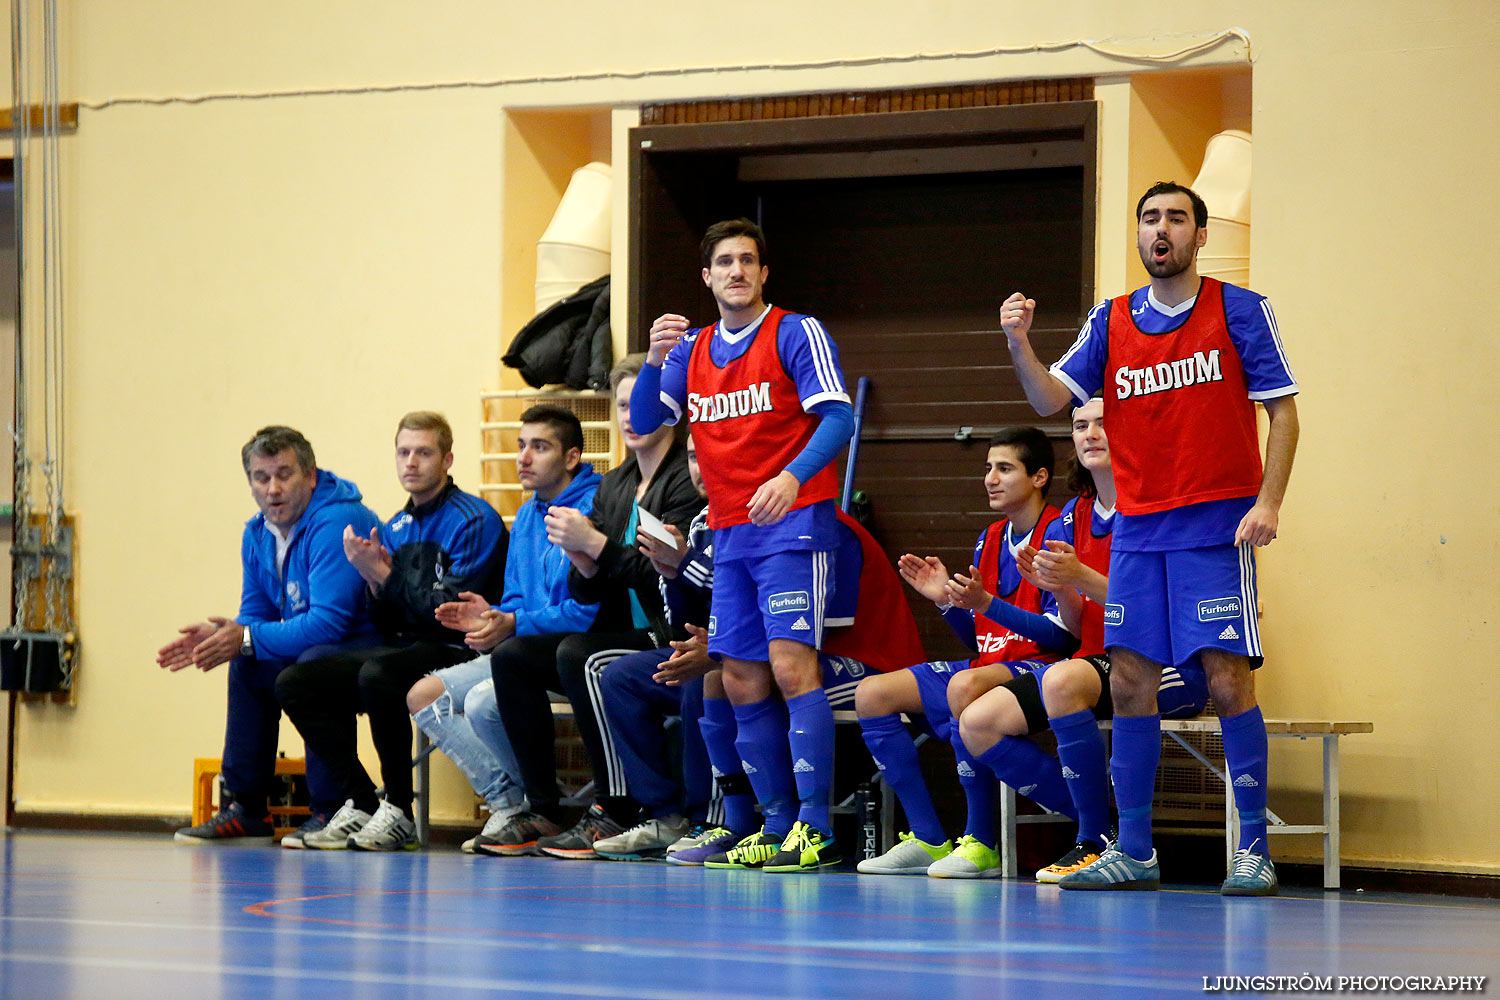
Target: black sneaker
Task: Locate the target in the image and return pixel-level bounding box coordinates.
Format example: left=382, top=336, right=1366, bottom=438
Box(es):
left=174, top=793, right=274, bottom=846
left=537, top=804, right=625, bottom=859
left=475, top=811, right=564, bottom=857
left=761, top=821, right=842, bottom=873
left=280, top=811, right=330, bottom=850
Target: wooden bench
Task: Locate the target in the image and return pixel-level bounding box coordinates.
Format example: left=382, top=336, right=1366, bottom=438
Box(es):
left=418, top=701, right=1368, bottom=888
left=997, top=717, right=1373, bottom=889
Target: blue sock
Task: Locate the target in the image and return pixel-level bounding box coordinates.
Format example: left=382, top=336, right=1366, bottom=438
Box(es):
left=859, top=713, right=945, bottom=845
left=732, top=698, right=797, bottom=837
left=952, top=730, right=997, bottom=846
left=700, top=697, right=755, bottom=835
left=1111, top=714, right=1161, bottom=861
left=1219, top=706, right=1269, bottom=854
left=974, top=736, right=1079, bottom=820
left=1051, top=709, right=1112, bottom=845
left=786, top=689, right=835, bottom=836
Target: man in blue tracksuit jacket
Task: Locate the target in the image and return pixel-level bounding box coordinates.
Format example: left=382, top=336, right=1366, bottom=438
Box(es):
left=275, top=412, right=509, bottom=851
left=159, top=425, right=380, bottom=845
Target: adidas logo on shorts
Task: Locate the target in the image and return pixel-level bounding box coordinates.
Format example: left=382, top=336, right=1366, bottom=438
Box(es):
left=791, top=616, right=811, bottom=631
left=710, top=765, right=724, bottom=778
left=740, top=760, right=758, bottom=774
left=1061, top=766, right=1080, bottom=780
left=1219, top=624, right=1241, bottom=640
left=956, top=761, right=976, bottom=778
left=1018, top=784, right=1038, bottom=796
left=1233, top=773, right=1260, bottom=788
left=793, top=758, right=815, bottom=773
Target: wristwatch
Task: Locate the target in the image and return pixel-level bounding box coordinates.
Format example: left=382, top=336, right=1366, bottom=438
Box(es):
left=239, top=626, right=255, bottom=659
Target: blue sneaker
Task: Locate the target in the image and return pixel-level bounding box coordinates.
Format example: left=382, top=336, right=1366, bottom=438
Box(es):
left=666, top=826, right=740, bottom=866
left=280, top=811, right=330, bottom=850
left=1221, top=844, right=1278, bottom=896
left=174, top=793, right=274, bottom=846
left=1056, top=845, right=1160, bottom=890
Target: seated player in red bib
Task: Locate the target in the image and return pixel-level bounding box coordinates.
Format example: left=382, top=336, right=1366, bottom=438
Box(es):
left=853, top=426, right=1081, bottom=878
left=957, top=397, right=1208, bottom=883
left=629, top=218, right=860, bottom=872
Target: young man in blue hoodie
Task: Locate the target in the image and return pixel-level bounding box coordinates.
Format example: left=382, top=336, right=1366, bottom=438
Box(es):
left=160, top=425, right=381, bottom=846
left=275, top=412, right=508, bottom=851
left=406, top=404, right=603, bottom=854
left=426, top=404, right=606, bottom=855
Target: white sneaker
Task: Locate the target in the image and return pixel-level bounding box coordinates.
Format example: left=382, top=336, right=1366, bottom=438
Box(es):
left=303, top=800, right=373, bottom=851
left=347, top=800, right=418, bottom=852
left=856, top=831, right=954, bottom=875
left=594, top=815, right=690, bottom=861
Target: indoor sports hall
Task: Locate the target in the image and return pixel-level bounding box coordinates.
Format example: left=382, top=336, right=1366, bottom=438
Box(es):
left=2, top=4, right=1496, bottom=998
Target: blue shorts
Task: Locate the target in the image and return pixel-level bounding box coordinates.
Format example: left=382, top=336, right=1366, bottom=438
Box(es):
left=707, top=548, right=832, bottom=663
left=1104, top=544, right=1263, bottom=669
left=910, top=658, right=1050, bottom=741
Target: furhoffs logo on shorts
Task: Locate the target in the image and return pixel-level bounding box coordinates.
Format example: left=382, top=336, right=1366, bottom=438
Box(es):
left=1197, top=597, right=1242, bottom=622
left=1103, top=603, right=1124, bottom=626
left=767, top=591, right=811, bottom=615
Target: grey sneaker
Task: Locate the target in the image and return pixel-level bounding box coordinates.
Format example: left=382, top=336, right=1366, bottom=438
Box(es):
left=537, top=804, right=625, bottom=859
left=303, top=800, right=373, bottom=851
left=474, top=811, right=563, bottom=857
left=595, top=815, right=691, bottom=862
left=347, top=800, right=418, bottom=852
left=856, top=831, right=953, bottom=875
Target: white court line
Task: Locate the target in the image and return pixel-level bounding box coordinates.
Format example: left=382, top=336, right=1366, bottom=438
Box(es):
left=0, top=914, right=1210, bottom=993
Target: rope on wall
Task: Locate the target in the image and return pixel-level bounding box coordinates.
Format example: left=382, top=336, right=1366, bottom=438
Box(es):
left=76, top=28, right=1252, bottom=112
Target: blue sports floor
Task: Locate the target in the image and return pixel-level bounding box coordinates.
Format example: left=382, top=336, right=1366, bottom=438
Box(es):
left=0, top=830, right=1495, bottom=999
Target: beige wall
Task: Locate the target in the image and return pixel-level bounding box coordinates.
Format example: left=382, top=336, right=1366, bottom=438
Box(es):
left=7, top=1, right=1498, bottom=872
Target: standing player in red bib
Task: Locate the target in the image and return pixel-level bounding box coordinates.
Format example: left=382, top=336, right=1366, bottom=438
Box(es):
left=629, top=218, right=857, bottom=872
left=1000, top=182, right=1299, bottom=894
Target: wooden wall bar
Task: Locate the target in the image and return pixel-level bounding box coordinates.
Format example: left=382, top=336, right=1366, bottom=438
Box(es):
left=641, top=79, right=1093, bottom=126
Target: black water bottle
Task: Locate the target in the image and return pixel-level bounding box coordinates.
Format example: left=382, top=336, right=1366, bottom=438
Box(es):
left=857, top=781, right=879, bottom=860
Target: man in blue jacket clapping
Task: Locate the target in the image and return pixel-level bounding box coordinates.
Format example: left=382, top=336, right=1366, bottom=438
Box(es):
left=159, top=425, right=381, bottom=846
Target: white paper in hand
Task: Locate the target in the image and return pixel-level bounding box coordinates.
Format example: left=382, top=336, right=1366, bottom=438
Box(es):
left=636, top=506, right=678, bottom=548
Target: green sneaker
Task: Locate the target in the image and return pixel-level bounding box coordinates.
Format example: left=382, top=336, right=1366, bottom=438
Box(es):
left=926, top=834, right=1001, bottom=879
left=761, top=821, right=842, bottom=873
left=856, top=831, right=953, bottom=875
left=703, top=827, right=784, bottom=870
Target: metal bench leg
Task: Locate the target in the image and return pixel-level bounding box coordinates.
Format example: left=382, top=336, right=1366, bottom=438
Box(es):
left=413, top=729, right=431, bottom=847
left=999, top=782, right=1018, bottom=878
left=1225, top=767, right=1238, bottom=874
left=1324, top=735, right=1341, bottom=890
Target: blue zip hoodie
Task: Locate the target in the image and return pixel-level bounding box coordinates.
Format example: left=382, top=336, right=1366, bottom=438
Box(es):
left=498, top=463, right=601, bottom=636
left=237, top=468, right=381, bottom=661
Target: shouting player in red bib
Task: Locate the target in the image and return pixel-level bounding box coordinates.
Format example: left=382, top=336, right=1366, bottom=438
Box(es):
left=1001, top=182, right=1298, bottom=895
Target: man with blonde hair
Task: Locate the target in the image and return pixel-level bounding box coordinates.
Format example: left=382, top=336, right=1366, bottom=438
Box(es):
left=276, top=411, right=507, bottom=851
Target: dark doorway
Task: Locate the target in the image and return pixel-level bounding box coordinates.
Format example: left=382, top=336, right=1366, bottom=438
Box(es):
left=630, top=103, right=1096, bottom=658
